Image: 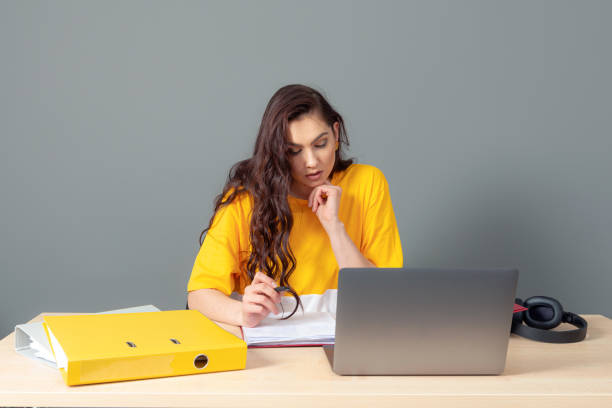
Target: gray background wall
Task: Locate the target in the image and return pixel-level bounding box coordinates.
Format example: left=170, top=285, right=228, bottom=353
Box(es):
left=1, top=0, right=610, bottom=338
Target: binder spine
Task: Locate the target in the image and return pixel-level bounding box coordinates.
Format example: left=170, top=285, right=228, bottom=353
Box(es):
left=67, top=346, right=247, bottom=385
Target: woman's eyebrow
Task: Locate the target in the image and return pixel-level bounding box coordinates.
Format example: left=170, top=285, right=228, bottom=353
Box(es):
left=288, top=132, right=328, bottom=147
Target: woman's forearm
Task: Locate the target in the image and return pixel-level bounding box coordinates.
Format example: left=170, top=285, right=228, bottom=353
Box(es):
left=325, top=220, right=376, bottom=269
left=187, top=288, right=243, bottom=326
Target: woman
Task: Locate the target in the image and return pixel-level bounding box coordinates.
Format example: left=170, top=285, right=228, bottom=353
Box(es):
left=187, top=84, right=403, bottom=327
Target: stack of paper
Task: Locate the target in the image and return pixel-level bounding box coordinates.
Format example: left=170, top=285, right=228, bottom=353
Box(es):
left=243, top=311, right=335, bottom=346
left=242, top=292, right=337, bottom=347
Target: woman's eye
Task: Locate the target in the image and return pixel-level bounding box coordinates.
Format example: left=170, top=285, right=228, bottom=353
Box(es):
left=288, top=143, right=325, bottom=155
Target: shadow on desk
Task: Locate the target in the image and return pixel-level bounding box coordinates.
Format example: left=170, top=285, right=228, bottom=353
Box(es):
left=504, top=327, right=600, bottom=375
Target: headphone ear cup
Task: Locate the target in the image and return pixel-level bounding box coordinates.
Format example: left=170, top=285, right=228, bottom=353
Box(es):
left=512, top=298, right=525, bottom=326
left=523, top=296, right=564, bottom=330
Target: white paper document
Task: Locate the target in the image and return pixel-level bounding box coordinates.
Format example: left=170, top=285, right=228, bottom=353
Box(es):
left=242, top=290, right=337, bottom=346
left=14, top=305, right=161, bottom=368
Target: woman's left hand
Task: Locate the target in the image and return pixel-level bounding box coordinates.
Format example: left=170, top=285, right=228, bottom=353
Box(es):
left=308, top=180, right=342, bottom=230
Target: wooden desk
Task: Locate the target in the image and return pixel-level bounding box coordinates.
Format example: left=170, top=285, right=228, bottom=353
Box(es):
left=1, top=313, right=611, bottom=407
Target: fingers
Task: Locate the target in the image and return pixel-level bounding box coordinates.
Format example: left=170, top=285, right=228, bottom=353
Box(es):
left=309, top=185, right=340, bottom=213
left=252, top=273, right=281, bottom=300
left=253, top=271, right=277, bottom=287
left=308, top=186, right=327, bottom=210
left=254, top=282, right=282, bottom=304
left=244, top=273, right=282, bottom=315
left=312, top=194, right=324, bottom=213
left=308, top=183, right=328, bottom=208
left=245, top=282, right=281, bottom=303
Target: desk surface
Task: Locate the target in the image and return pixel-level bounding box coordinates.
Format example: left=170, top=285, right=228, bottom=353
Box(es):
left=1, top=313, right=611, bottom=408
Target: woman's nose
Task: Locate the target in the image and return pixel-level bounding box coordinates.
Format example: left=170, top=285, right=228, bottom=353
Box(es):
left=303, top=149, right=317, bottom=167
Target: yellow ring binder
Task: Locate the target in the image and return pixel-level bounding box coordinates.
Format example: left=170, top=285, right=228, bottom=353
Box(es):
left=42, top=310, right=247, bottom=385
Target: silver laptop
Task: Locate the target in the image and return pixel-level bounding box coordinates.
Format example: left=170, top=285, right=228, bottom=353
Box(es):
left=324, top=267, right=518, bottom=375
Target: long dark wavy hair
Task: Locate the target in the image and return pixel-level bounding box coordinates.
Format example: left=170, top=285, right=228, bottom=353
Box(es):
left=199, top=84, right=354, bottom=318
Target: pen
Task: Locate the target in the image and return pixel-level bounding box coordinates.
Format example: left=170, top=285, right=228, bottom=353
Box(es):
left=275, top=286, right=290, bottom=293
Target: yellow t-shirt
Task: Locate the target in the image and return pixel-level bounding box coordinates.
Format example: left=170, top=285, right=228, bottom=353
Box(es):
left=187, top=163, right=403, bottom=296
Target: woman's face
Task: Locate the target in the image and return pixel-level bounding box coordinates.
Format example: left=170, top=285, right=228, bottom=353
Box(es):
left=286, top=112, right=339, bottom=200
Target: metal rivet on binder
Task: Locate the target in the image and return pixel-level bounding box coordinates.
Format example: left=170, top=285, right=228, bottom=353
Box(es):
left=126, top=341, right=137, bottom=348
left=194, top=354, right=209, bottom=369
left=170, top=338, right=180, bottom=344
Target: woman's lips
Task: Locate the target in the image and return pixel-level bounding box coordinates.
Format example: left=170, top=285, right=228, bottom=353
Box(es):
left=306, top=171, right=322, bottom=181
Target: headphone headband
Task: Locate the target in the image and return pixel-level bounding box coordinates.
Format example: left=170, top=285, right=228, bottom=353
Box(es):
left=511, top=296, right=588, bottom=343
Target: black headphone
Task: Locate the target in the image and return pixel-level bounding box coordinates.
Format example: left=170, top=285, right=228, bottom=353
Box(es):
left=511, top=296, right=587, bottom=343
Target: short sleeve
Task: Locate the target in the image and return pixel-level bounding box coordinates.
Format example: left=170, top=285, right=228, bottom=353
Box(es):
left=187, top=202, right=242, bottom=296
left=361, top=168, right=403, bottom=267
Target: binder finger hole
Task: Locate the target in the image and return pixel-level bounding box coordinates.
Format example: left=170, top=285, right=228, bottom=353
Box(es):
left=170, top=338, right=180, bottom=344
left=194, top=354, right=209, bottom=369
left=126, top=341, right=137, bottom=348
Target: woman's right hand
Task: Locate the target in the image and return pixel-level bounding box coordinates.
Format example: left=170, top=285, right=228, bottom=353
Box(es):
left=241, top=271, right=282, bottom=328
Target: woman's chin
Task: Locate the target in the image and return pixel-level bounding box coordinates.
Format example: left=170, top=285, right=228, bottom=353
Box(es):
left=307, top=179, right=326, bottom=187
